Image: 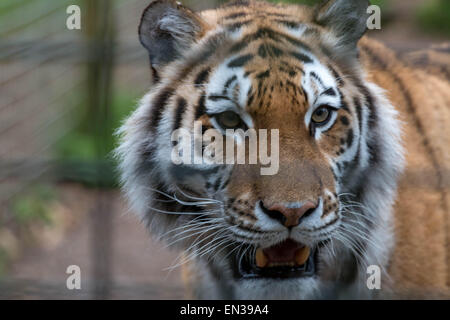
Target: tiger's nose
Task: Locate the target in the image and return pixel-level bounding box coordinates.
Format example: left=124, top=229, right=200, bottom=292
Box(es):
left=260, top=201, right=317, bottom=228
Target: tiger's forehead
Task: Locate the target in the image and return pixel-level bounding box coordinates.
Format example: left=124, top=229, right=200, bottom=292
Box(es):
left=205, top=1, right=316, bottom=30
left=203, top=2, right=324, bottom=42
left=202, top=16, right=341, bottom=122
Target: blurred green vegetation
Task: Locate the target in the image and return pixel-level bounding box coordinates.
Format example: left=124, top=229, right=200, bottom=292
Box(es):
left=0, top=184, right=57, bottom=277
left=11, top=184, right=55, bottom=226
left=55, top=90, right=137, bottom=188
left=0, top=0, right=29, bottom=12
left=417, top=0, right=450, bottom=35
left=370, top=0, right=387, bottom=9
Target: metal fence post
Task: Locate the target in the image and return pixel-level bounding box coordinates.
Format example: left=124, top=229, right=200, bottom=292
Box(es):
left=84, top=0, right=115, bottom=300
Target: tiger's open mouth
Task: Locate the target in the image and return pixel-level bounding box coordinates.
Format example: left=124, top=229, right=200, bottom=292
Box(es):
left=233, top=239, right=317, bottom=279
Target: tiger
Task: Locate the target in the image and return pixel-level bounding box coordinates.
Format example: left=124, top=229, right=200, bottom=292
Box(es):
left=116, top=0, right=450, bottom=299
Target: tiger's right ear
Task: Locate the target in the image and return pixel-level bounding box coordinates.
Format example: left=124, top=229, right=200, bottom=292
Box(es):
left=139, top=0, right=207, bottom=79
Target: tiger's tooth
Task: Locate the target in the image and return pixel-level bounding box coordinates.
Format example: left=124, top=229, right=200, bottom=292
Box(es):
left=295, top=247, right=311, bottom=266
left=255, top=248, right=268, bottom=268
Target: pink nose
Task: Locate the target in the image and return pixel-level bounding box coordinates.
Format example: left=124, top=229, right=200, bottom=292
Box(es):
left=266, top=201, right=317, bottom=227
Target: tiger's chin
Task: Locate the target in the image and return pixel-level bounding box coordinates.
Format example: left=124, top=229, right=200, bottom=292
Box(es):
left=235, top=277, right=323, bottom=300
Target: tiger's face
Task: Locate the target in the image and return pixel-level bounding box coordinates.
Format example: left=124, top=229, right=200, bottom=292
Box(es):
left=117, top=0, right=403, bottom=299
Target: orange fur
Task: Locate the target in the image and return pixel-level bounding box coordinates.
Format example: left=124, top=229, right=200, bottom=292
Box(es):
left=123, top=0, right=450, bottom=299
left=359, top=39, right=450, bottom=297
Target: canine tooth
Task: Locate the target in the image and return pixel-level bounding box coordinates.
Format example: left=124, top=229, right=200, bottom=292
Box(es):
left=295, top=247, right=311, bottom=266
left=255, top=248, right=268, bottom=268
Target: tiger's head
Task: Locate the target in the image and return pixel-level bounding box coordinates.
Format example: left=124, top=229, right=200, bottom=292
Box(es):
left=116, top=0, right=404, bottom=299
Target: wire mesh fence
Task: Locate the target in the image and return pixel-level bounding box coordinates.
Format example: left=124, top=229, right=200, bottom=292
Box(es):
left=0, top=0, right=219, bottom=299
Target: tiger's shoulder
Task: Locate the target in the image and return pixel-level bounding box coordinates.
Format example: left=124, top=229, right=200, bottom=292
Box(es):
left=359, top=37, right=450, bottom=296
left=401, top=43, right=450, bottom=82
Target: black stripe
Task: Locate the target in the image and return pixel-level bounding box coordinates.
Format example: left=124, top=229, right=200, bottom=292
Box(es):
left=328, top=64, right=344, bottom=86
left=213, top=177, right=222, bottom=191
left=226, top=20, right=252, bottom=32
left=223, top=12, right=247, bottom=20
left=343, top=98, right=361, bottom=182
left=228, top=54, right=254, bottom=68
left=258, top=44, right=268, bottom=58
left=258, top=43, right=283, bottom=58
left=340, top=116, right=350, bottom=126
left=150, top=89, right=173, bottom=129
left=291, top=51, right=313, bottom=64
left=151, top=66, right=159, bottom=83
left=221, top=176, right=231, bottom=190
left=353, top=97, right=363, bottom=134
left=336, top=89, right=350, bottom=113
left=223, top=75, right=238, bottom=94
left=367, top=141, right=380, bottom=166
left=194, top=68, right=211, bottom=86
left=257, top=81, right=263, bottom=98
left=357, top=46, right=388, bottom=168
left=195, top=95, right=206, bottom=119
left=346, top=128, right=354, bottom=147
left=224, top=75, right=237, bottom=89
left=279, top=65, right=297, bottom=77
left=257, top=70, right=270, bottom=79
left=247, top=91, right=255, bottom=106
left=361, top=44, right=388, bottom=69
left=231, top=28, right=312, bottom=54
left=349, top=137, right=361, bottom=172
left=286, top=80, right=299, bottom=93
left=137, top=145, right=156, bottom=174
left=274, top=19, right=301, bottom=29
left=341, top=100, right=351, bottom=113
left=177, top=32, right=226, bottom=80
left=358, top=84, right=377, bottom=129
left=265, top=12, right=295, bottom=18
left=323, top=87, right=336, bottom=96
left=310, top=72, right=325, bottom=88
left=173, top=97, right=187, bottom=131
left=229, top=40, right=249, bottom=54
left=208, top=95, right=231, bottom=101
left=222, top=1, right=250, bottom=8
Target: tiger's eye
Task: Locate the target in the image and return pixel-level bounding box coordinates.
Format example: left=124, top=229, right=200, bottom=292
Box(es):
left=217, top=111, right=242, bottom=129
left=311, top=107, right=331, bottom=124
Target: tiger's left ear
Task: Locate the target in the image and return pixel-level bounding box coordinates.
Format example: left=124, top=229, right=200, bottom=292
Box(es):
left=139, top=0, right=208, bottom=80
left=314, top=0, right=369, bottom=54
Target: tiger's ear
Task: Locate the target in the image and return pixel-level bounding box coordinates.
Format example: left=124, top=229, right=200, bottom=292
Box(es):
left=139, top=0, right=207, bottom=78
left=314, top=0, right=369, bottom=53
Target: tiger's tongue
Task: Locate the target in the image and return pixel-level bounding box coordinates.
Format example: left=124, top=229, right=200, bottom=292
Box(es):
left=263, top=239, right=304, bottom=263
